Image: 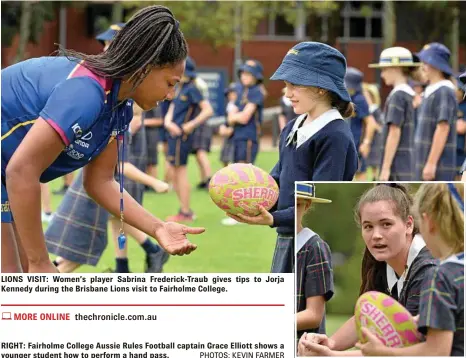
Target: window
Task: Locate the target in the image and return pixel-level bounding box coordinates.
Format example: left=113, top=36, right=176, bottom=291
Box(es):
left=274, top=14, right=295, bottom=36
left=339, top=1, right=383, bottom=40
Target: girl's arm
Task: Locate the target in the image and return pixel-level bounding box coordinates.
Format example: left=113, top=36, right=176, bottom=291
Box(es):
left=83, top=140, right=204, bottom=255
left=5, top=118, right=65, bottom=270
left=182, top=99, right=213, bottom=134
left=123, top=162, right=169, bottom=193
left=228, top=103, right=257, bottom=125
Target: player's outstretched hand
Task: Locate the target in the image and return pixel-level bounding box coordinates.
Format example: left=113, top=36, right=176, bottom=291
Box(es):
left=154, top=222, right=205, bottom=256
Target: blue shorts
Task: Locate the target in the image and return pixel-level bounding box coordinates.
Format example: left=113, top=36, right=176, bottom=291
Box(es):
left=1, top=181, right=13, bottom=223
left=167, top=134, right=194, bottom=167
left=159, top=127, right=167, bottom=143
left=358, top=154, right=367, bottom=173
left=234, top=139, right=258, bottom=164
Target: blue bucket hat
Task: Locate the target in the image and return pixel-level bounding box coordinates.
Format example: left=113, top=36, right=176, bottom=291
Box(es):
left=184, top=56, right=197, bottom=78
left=345, top=67, right=364, bottom=93
left=416, top=42, right=453, bottom=76
left=224, top=82, right=240, bottom=96
left=270, top=42, right=351, bottom=103
left=238, top=59, right=264, bottom=82
left=96, top=23, right=125, bottom=45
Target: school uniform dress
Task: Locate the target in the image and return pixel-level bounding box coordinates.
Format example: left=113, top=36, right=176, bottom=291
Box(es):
left=380, top=84, right=416, bottom=180
left=456, top=101, right=466, bottom=175
left=232, top=84, right=264, bottom=164
left=366, top=105, right=383, bottom=168
left=418, top=253, right=464, bottom=356
left=166, top=81, right=204, bottom=167
left=372, top=235, right=437, bottom=315
left=144, top=106, right=164, bottom=166
left=349, top=92, right=370, bottom=173
left=296, top=228, right=334, bottom=341
left=269, top=109, right=358, bottom=273
left=414, top=80, right=458, bottom=181
left=1, top=56, right=132, bottom=224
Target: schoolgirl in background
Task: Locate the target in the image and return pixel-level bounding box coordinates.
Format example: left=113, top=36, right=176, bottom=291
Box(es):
left=344, top=68, right=378, bottom=181
left=227, top=59, right=265, bottom=164
left=295, top=183, right=334, bottom=347
left=455, top=76, right=466, bottom=180
left=362, top=83, right=383, bottom=180
left=191, top=76, right=213, bottom=189
left=227, top=42, right=358, bottom=274
left=143, top=105, right=164, bottom=186
left=165, top=57, right=213, bottom=222
left=368, top=47, right=420, bottom=181
left=358, top=183, right=464, bottom=356
left=415, top=43, right=458, bottom=181
left=219, top=82, right=240, bottom=167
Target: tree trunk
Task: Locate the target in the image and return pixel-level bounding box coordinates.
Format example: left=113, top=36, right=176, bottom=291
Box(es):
left=112, top=2, right=124, bottom=24
left=15, top=1, right=33, bottom=63
left=451, top=5, right=459, bottom=72
left=383, top=0, right=396, bottom=48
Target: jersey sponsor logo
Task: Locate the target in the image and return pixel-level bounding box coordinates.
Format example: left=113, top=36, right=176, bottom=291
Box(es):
left=81, top=132, right=93, bottom=141
left=75, top=139, right=89, bottom=148
left=63, top=144, right=85, bottom=160
left=71, top=123, right=83, bottom=139
left=1, top=201, right=10, bottom=213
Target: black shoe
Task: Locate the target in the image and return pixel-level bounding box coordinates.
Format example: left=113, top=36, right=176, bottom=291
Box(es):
left=145, top=250, right=170, bottom=273
left=196, top=178, right=211, bottom=189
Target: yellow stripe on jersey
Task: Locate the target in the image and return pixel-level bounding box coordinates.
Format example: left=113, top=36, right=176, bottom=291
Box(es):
left=1, top=120, right=37, bottom=140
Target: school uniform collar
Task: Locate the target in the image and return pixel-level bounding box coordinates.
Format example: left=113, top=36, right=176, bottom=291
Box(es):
left=388, top=83, right=415, bottom=98
left=386, top=234, right=426, bottom=293
left=286, top=109, right=343, bottom=148
left=424, top=79, right=455, bottom=99
left=440, top=252, right=464, bottom=265
left=296, top=227, right=318, bottom=253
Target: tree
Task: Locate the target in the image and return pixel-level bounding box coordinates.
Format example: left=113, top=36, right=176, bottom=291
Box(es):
left=122, top=1, right=338, bottom=48
left=1, top=1, right=56, bottom=49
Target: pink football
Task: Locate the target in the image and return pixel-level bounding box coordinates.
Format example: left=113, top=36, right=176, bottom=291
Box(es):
left=355, top=291, right=420, bottom=348
left=208, top=163, right=279, bottom=216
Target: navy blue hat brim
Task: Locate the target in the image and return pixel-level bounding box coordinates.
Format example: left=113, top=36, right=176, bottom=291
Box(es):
left=238, top=64, right=263, bottom=81
left=416, top=50, right=453, bottom=76
left=271, top=61, right=351, bottom=102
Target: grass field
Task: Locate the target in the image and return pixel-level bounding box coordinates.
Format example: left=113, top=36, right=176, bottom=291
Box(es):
left=45, top=149, right=281, bottom=273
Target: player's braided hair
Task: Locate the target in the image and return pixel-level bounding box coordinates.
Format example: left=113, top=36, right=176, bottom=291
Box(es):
left=354, top=184, right=419, bottom=296
left=59, top=5, right=188, bottom=89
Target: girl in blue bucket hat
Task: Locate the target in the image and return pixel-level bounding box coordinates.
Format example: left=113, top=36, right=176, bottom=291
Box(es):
left=165, top=56, right=214, bottom=223
left=225, top=42, right=358, bottom=274
left=414, top=42, right=458, bottom=181
left=226, top=59, right=265, bottom=165
left=344, top=67, right=379, bottom=181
